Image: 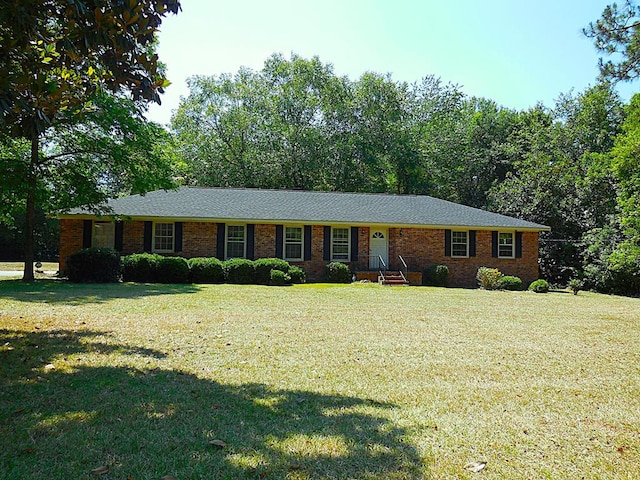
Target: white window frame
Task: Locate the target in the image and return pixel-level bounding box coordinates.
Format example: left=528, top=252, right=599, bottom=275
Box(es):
left=284, top=226, right=304, bottom=261
left=498, top=231, right=515, bottom=259
left=153, top=222, right=175, bottom=253
left=226, top=224, right=246, bottom=259
left=92, top=221, right=115, bottom=248
left=331, top=227, right=351, bottom=261
left=451, top=230, right=469, bottom=258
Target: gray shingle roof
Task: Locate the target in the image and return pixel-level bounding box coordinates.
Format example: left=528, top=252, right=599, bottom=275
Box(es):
left=64, top=187, right=550, bottom=230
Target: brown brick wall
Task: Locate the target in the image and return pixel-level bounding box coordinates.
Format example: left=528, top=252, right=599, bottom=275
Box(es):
left=59, top=220, right=540, bottom=286
left=290, top=225, right=326, bottom=281
left=386, top=227, right=539, bottom=287
left=182, top=222, right=218, bottom=258
left=59, top=219, right=84, bottom=273
left=123, top=221, right=144, bottom=254
left=355, top=227, right=370, bottom=272
left=254, top=224, right=276, bottom=259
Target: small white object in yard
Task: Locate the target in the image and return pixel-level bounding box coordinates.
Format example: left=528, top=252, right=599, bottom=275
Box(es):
left=464, top=461, right=487, bottom=473
left=91, top=465, right=109, bottom=475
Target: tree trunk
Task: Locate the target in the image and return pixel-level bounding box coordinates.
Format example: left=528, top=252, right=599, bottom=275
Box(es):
left=22, top=135, right=38, bottom=282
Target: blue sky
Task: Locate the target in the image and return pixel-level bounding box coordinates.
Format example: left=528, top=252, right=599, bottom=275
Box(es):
left=146, top=0, right=638, bottom=125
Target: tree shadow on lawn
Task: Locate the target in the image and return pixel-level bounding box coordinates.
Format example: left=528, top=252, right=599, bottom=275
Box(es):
left=0, top=329, right=426, bottom=479
left=0, top=279, right=202, bottom=305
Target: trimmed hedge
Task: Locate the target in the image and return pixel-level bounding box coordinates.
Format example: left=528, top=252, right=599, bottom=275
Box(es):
left=224, top=258, right=256, bottom=284
left=496, top=275, right=523, bottom=291
left=121, top=253, right=162, bottom=283
left=156, top=256, right=190, bottom=284
left=120, top=255, right=309, bottom=286
left=188, top=257, right=224, bottom=284
left=528, top=279, right=550, bottom=293
left=325, top=262, right=352, bottom=283
left=254, top=258, right=291, bottom=285
left=67, top=247, right=121, bottom=283
left=270, top=269, right=291, bottom=286
left=422, top=264, right=449, bottom=287
left=288, top=265, right=306, bottom=284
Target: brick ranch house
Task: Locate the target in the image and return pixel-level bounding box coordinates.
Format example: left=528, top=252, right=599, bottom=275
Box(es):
left=58, top=187, right=550, bottom=286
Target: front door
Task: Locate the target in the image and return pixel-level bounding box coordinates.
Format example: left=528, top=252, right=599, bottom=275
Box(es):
left=369, top=229, right=388, bottom=269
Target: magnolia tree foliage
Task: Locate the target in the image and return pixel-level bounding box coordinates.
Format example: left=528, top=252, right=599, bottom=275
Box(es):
left=0, top=0, right=181, bottom=280
left=0, top=0, right=180, bottom=136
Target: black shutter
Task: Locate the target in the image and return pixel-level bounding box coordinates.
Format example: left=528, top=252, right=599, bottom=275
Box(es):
left=143, top=221, right=153, bottom=252
left=304, top=225, right=312, bottom=261
left=515, top=231, right=523, bottom=258
left=469, top=230, right=476, bottom=257
left=216, top=223, right=225, bottom=260
left=275, top=225, right=284, bottom=258
left=82, top=220, right=92, bottom=248
left=246, top=224, right=255, bottom=260
left=323, top=226, right=331, bottom=261
left=174, top=222, right=183, bottom=252
left=444, top=229, right=451, bottom=257
left=114, top=221, right=124, bottom=251
left=350, top=227, right=359, bottom=262
left=491, top=231, right=499, bottom=258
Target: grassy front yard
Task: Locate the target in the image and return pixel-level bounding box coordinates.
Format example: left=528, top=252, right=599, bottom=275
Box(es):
left=1, top=281, right=639, bottom=479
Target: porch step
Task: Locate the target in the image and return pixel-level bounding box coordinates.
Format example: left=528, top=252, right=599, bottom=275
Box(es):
left=379, top=271, right=409, bottom=286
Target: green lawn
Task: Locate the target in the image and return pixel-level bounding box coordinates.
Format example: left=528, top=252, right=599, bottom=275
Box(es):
left=1, top=281, right=639, bottom=479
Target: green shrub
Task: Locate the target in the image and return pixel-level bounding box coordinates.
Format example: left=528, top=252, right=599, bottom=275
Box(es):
left=254, top=258, right=291, bottom=285
left=66, top=247, right=121, bottom=283
left=288, top=265, right=306, bottom=284
left=476, top=267, right=503, bottom=290
left=496, top=275, right=523, bottom=291
left=121, top=253, right=162, bottom=283
left=188, top=257, right=224, bottom=284
left=422, top=264, right=449, bottom=287
left=325, top=262, right=352, bottom=283
left=224, top=258, right=255, bottom=284
left=568, top=278, right=583, bottom=295
left=528, top=279, right=550, bottom=293
left=605, top=242, right=640, bottom=297
left=156, top=256, right=190, bottom=284
left=270, top=269, right=291, bottom=286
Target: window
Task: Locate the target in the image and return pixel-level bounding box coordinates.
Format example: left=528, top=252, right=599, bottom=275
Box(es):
left=331, top=227, right=350, bottom=261
left=284, top=226, right=303, bottom=261
left=451, top=231, right=468, bottom=257
left=226, top=225, right=246, bottom=258
left=93, top=222, right=115, bottom=248
left=498, top=232, right=514, bottom=258
left=154, top=223, right=174, bottom=252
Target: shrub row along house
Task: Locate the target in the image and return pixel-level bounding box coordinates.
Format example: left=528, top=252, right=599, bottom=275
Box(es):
left=58, top=187, right=550, bottom=286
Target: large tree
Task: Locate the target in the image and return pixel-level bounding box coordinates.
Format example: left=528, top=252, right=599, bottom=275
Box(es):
left=0, top=0, right=180, bottom=281
left=488, top=84, right=624, bottom=282
left=172, top=54, right=470, bottom=197
left=585, top=0, right=640, bottom=82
